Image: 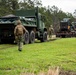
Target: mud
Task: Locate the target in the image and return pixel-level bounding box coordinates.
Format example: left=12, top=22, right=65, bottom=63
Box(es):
left=60, top=70, right=76, bottom=75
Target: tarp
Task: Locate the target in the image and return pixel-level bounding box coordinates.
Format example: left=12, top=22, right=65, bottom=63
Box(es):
left=3, top=14, right=16, bottom=18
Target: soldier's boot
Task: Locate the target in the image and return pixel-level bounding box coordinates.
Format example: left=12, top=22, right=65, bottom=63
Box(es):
left=18, top=49, right=22, bottom=51
left=18, top=41, right=23, bottom=51
left=18, top=46, right=22, bottom=51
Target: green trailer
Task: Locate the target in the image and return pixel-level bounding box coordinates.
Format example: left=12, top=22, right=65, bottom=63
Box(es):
left=0, top=7, right=47, bottom=44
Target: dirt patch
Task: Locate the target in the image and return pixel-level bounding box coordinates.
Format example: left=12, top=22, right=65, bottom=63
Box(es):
left=20, top=70, right=76, bottom=75
left=20, top=66, right=76, bottom=75
left=60, top=70, right=76, bottom=75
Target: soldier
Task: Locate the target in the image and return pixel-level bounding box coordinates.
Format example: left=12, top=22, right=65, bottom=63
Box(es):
left=14, top=20, right=27, bottom=51
left=49, top=25, right=54, bottom=38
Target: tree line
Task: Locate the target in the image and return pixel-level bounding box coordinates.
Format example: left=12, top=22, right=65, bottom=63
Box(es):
left=0, top=0, right=75, bottom=32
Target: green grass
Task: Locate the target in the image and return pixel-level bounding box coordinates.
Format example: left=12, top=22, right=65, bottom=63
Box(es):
left=0, top=38, right=76, bottom=75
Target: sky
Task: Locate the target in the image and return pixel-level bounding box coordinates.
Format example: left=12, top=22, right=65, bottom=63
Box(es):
left=41, top=0, right=76, bottom=14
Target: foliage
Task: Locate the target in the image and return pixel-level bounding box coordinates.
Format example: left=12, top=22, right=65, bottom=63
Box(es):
left=0, top=0, right=19, bottom=16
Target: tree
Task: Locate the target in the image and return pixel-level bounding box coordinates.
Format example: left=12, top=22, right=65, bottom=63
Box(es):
left=7, top=0, right=19, bottom=13
left=0, top=0, right=10, bottom=16
left=73, top=9, right=76, bottom=18
left=32, top=0, right=42, bottom=7
left=19, top=0, right=42, bottom=10
left=0, top=0, right=19, bottom=16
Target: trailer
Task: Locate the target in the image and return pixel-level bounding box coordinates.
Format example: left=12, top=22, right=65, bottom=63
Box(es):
left=0, top=7, right=47, bottom=43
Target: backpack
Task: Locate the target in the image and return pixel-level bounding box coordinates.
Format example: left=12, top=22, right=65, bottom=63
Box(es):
left=16, top=26, right=23, bottom=35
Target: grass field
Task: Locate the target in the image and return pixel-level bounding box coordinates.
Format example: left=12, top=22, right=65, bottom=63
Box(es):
left=0, top=38, right=76, bottom=75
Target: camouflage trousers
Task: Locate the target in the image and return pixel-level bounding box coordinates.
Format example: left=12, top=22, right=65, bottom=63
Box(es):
left=15, top=35, right=24, bottom=51
left=49, top=31, right=52, bottom=38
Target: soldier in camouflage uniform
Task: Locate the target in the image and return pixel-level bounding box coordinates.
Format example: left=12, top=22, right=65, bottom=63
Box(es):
left=14, top=20, right=27, bottom=51
left=49, top=25, right=54, bottom=38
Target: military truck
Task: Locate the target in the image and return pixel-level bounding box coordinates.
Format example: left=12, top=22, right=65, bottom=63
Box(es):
left=0, top=7, right=47, bottom=44
left=56, top=18, right=76, bottom=38
left=72, top=22, right=76, bottom=31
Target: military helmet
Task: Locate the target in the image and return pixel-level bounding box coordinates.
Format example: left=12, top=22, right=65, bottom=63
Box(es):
left=16, top=20, right=21, bottom=25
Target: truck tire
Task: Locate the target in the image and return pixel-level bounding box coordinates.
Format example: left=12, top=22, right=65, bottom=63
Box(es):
left=41, top=31, right=47, bottom=42
left=24, top=31, right=29, bottom=44
left=29, top=31, right=35, bottom=43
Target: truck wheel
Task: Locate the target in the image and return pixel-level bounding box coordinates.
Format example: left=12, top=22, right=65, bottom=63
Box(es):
left=41, top=31, right=47, bottom=42
left=24, top=31, right=29, bottom=44
left=29, top=31, right=35, bottom=43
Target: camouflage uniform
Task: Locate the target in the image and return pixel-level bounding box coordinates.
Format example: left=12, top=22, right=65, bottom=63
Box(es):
left=14, top=20, right=26, bottom=51
left=49, top=25, right=54, bottom=38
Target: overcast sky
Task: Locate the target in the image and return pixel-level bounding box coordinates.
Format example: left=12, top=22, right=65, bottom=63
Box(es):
left=41, top=0, right=76, bottom=14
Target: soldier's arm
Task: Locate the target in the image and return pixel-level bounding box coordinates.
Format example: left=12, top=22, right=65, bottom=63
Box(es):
left=22, top=26, right=27, bottom=33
